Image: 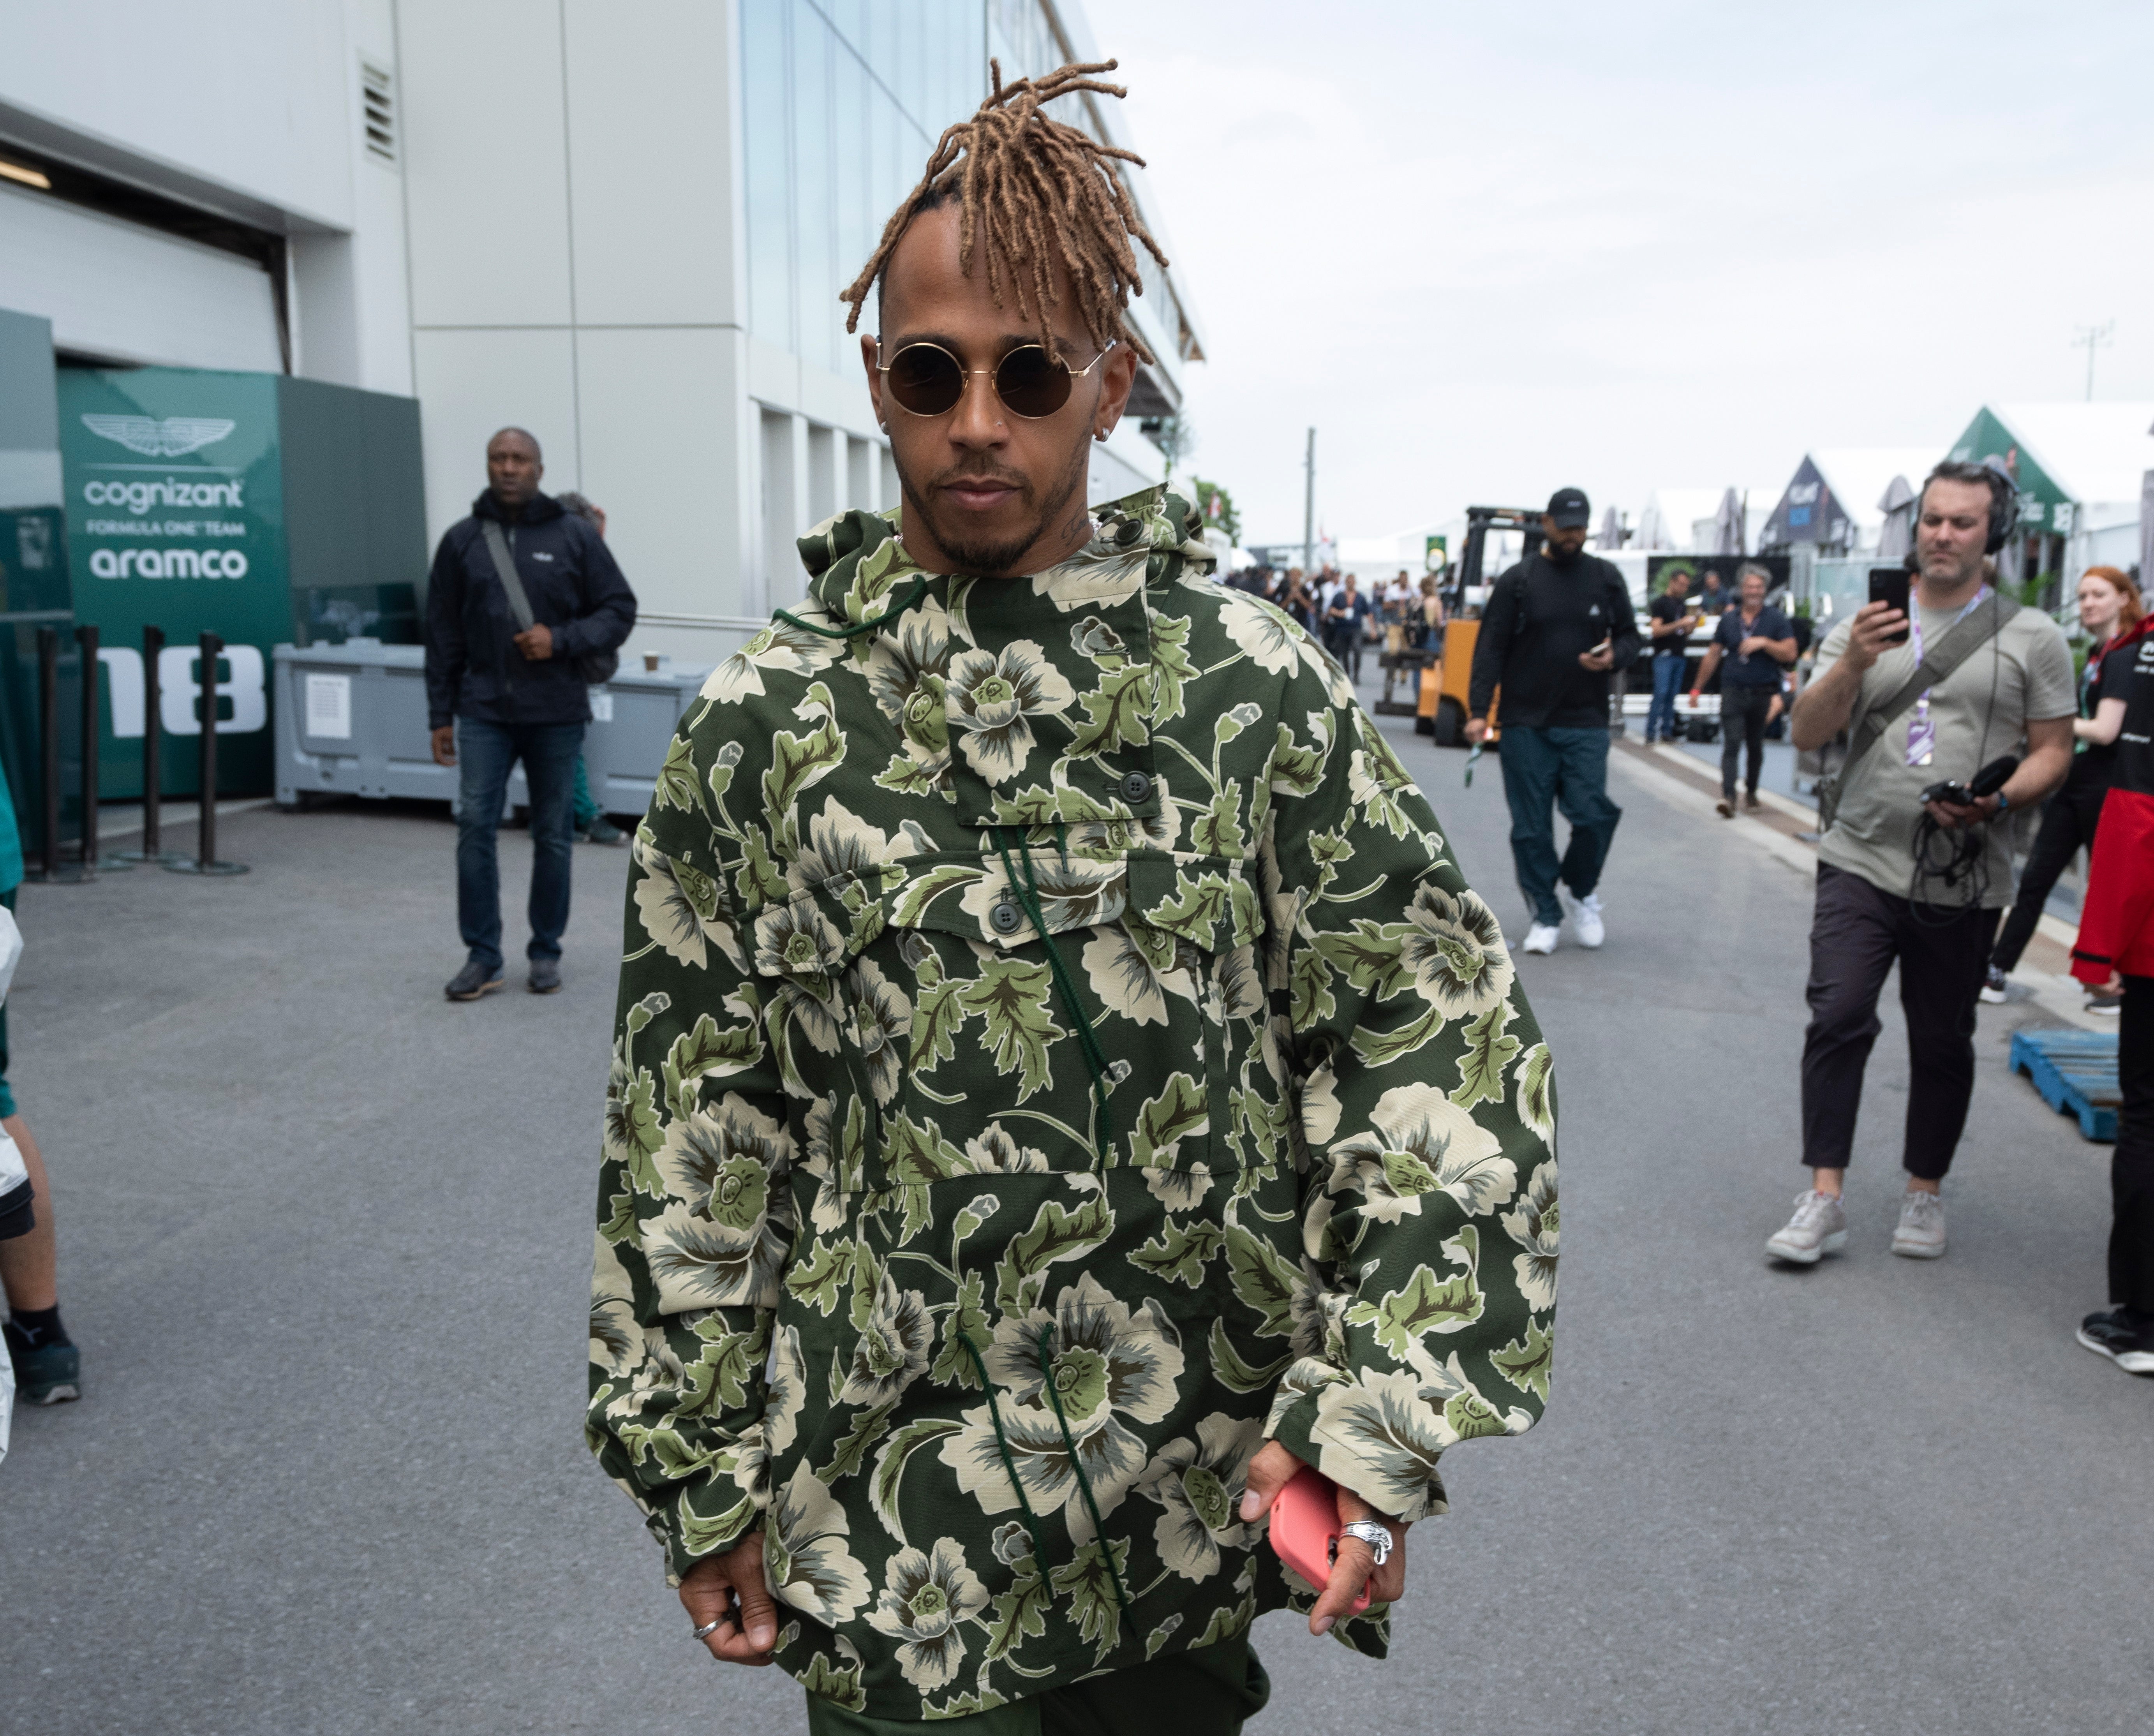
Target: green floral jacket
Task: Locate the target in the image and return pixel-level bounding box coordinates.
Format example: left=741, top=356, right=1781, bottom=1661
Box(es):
left=587, top=486, right=1557, bottom=1720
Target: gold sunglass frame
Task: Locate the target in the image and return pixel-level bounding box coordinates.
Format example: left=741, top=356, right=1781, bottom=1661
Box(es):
left=874, top=339, right=1117, bottom=420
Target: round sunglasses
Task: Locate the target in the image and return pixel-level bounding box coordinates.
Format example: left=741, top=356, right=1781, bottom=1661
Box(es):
left=876, top=339, right=1116, bottom=421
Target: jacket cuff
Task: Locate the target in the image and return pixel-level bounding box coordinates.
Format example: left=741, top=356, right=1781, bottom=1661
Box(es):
left=1263, top=1367, right=1449, bottom=1525
left=650, top=1435, right=770, bottom=1585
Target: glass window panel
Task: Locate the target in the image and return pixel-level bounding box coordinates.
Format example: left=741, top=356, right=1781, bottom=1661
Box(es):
left=834, top=48, right=869, bottom=345
left=793, top=2, right=836, bottom=373
left=742, top=0, right=794, bottom=351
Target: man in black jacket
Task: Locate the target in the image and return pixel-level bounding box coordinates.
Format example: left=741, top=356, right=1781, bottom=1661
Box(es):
left=1466, top=486, right=1639, bottom=955
left=424, top=428, right=636, bottom=1000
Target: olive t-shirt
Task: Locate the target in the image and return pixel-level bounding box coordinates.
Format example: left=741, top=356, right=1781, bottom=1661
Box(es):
left=1814, top=593, right=2076, bottom=905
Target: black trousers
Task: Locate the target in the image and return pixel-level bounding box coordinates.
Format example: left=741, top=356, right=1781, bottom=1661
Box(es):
left=1801, top=864, right=2000, bottom=1179
left=1720, top=683, right=1776, bottom=798
left=2113, top=977, right=2154, bottom=1312
left=1991, top=776, right=2110, bottom=974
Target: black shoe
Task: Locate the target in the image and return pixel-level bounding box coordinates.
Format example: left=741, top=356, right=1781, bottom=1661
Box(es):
left=445, top=961, right=505, bottom=1001
left=580, top=818, right=626, bottom=846
left=4, top=1318, right=82, bottom=1405
left=529, top=958, right=562, bottom=994
left=2078, top=1308, right=2154, bottom=1374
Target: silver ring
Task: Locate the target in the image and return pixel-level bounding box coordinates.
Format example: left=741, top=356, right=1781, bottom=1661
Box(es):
left=1340, top=1519, right=1394, bottom=1567
left=691, top=1618, right=724, bottom=1643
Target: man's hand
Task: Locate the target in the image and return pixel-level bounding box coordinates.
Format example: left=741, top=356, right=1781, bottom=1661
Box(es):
left=1738, top=634, right=1768, bottom=656
left=1840, top=599, right=1906, bottom=674
left=1578, top=640, right=1615, bottom=672
left=1464, top=717, right=1489, bottom=746
left=1924, top=793, right=1999, bottom=832
left=679, top=1532, right=779, bottom=1667
left=430, top=725, right=456, bottom=767
left=513, top=622, right=555, bottom=661
left=1239, top=1440, right=1409, bottom=1636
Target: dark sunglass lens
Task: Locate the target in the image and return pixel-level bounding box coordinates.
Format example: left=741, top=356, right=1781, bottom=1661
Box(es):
left=994, top=347, right=1072, bottom=418
left=887, top=345, right=964, bottom=415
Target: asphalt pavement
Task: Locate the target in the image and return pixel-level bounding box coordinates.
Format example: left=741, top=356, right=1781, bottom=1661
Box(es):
left=3, top=692, right=2149, bottom=1734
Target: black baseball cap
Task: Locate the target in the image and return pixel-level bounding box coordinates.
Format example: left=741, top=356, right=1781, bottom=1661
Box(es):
left=1546, top=487, right=1592, bottom=529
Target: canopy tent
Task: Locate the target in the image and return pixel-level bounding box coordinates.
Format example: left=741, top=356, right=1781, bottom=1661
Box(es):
left=1948, top=402, right=2154, bottom=580
left=1758, top=447, right=1941, bottom=555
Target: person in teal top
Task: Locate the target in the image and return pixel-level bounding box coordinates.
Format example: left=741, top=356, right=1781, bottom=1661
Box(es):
left=0, top=756, right=82, bottom=1406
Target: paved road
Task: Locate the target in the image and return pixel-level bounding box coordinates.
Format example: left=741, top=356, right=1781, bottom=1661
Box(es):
left=4, top=703, right=2149, bottom=1733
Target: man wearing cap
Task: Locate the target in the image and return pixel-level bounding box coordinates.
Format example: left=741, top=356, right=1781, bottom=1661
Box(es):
left=1466, top=488, right=1639, bottom=955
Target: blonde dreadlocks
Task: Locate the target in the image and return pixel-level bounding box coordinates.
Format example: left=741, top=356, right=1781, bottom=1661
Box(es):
left=839, top=59, right=1169, bottom=366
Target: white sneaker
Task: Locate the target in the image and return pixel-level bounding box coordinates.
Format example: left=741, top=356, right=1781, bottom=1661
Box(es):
left=1561, top=890, right=1605, bottom=949
left=1891, top=1189, right=1947, bottom=1259
left=1766, top=1189, right=1847, bottom=1264
left=1519, top=922, right=1560, bottom=955
left=1978, top=966, right=2008, bottom=1006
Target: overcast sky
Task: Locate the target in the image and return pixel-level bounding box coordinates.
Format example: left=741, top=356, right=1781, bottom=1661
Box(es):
left=1082, top=0, right=2154, bottom=545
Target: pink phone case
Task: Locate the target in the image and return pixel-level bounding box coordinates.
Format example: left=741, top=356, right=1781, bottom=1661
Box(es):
left=1266, top=1465, right=1370, bottom=1613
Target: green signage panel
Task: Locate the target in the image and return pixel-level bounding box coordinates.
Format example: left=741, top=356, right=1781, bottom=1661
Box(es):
left=1948, top=405, right=2070, bottom=536
left=58, top=367, right=291, bottom=798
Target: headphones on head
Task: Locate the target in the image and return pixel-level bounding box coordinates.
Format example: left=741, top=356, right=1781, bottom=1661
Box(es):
left=1920, top=458, right=2019, bottom=555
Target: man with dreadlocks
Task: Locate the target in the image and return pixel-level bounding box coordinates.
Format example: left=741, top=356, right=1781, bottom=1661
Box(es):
left=588, top=61, right=1557, bottom=1734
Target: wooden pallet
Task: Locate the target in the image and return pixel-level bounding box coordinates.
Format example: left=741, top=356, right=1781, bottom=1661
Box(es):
left=2008, top=1028, right=2120, bottom=1142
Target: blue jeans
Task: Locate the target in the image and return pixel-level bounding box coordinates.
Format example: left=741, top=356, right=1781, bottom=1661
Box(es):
left=1646, top=655, right=1684, bottom=740
left=455, top=718, right=584, bottom=971
left=1497, top=725, right=1622, bottom=927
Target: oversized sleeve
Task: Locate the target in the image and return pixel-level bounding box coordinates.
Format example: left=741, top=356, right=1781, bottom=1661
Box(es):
left=1260, top=694, right=1556, bottom=1523
left=422, top=529, right=467, bottom=731
left=1466, top=570, right=1519, bottom=718
left=585, top=725, right=795, bottom=1583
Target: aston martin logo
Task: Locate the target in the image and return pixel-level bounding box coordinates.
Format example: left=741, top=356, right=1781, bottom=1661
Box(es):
left=79, top=414, right=238, bottom=458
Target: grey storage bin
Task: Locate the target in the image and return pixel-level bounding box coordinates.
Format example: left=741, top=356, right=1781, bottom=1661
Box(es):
left=273, top=641, right=713, bottom=817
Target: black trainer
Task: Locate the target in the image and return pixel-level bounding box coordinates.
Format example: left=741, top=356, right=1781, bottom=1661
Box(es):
left=445, top=961, right=505, bottom=1002
left=2076, top=1307, right=2154, bottom=1374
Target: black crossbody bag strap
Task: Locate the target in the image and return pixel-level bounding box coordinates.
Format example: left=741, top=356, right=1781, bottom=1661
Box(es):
left=479, top=519, right=536, bottom=630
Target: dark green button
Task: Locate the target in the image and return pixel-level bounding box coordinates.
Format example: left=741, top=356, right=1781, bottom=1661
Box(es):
left=1120, top=771, right=1153, bottom=804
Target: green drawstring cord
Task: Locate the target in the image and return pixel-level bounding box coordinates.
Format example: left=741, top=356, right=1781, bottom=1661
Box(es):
left=774, top=571, right=930, bottom=641
left=961, top=1335, right=1051, bottom=1575
left=1034, top=1324, right=1134, bottom=1627
left=993, top=828, right=1115, bottom=1157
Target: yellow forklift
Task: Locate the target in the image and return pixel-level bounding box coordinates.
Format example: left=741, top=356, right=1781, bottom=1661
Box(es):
left=1421, top=505, right=1544, bottom=746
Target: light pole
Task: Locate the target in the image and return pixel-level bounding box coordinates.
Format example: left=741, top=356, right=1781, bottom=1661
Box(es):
left=2073, top=319, right=2114, bottom=400
left=1302, top=427, right=1316, bottom=575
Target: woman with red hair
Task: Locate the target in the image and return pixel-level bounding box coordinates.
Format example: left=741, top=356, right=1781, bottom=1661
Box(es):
left=1986, top=566, right=2149, bottom=1006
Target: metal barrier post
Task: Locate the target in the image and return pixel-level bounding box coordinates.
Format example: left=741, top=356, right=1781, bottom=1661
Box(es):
left=113, top=625, right=171, bottom=865
left=28, top=626, right=60, bottom=882
left=166, top=631, right=247, bottom=877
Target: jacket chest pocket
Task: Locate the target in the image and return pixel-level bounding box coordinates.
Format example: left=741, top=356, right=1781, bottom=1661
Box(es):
left=753, top=855, right=1267, bottom=1194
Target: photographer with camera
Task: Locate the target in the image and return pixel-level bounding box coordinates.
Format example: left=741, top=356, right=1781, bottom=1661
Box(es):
left=1766, top=461, right=2075, bottom=1266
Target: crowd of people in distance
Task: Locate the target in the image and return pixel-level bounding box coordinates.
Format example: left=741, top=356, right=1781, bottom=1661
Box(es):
left=1223, top=560, right=1445, bottom=680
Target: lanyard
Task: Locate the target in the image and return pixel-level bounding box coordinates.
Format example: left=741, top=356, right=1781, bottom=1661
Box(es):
left=1904, top=586, right=1989, bottom=767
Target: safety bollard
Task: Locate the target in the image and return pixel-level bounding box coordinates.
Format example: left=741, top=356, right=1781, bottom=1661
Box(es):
left=112, top=624, right=172, bottom=865
left=166, top=630, right=248, bottom=877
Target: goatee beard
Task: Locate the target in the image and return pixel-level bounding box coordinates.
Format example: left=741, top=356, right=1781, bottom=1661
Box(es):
left=899, top=439, right=1091, bottom=577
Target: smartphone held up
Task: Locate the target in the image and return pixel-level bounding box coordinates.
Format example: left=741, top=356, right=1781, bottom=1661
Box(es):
left=1868, top=566, right=1911, bottom=645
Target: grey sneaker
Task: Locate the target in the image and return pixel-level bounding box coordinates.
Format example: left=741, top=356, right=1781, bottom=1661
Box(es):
left=529, top=957, right=563, bottom=994
left=445, top=960, right=505, bottom=1002
left=580, top=817, right=626, bottom=846
left=1766, top=1189, right=1847, bottom=1264
left=1891, top=1189, right=1947, bottom=1259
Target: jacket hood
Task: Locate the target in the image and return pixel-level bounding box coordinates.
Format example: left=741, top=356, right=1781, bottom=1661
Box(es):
left=793, top=483, right=1214, bottom=631
left=472, top=488, right=565, bottom=526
